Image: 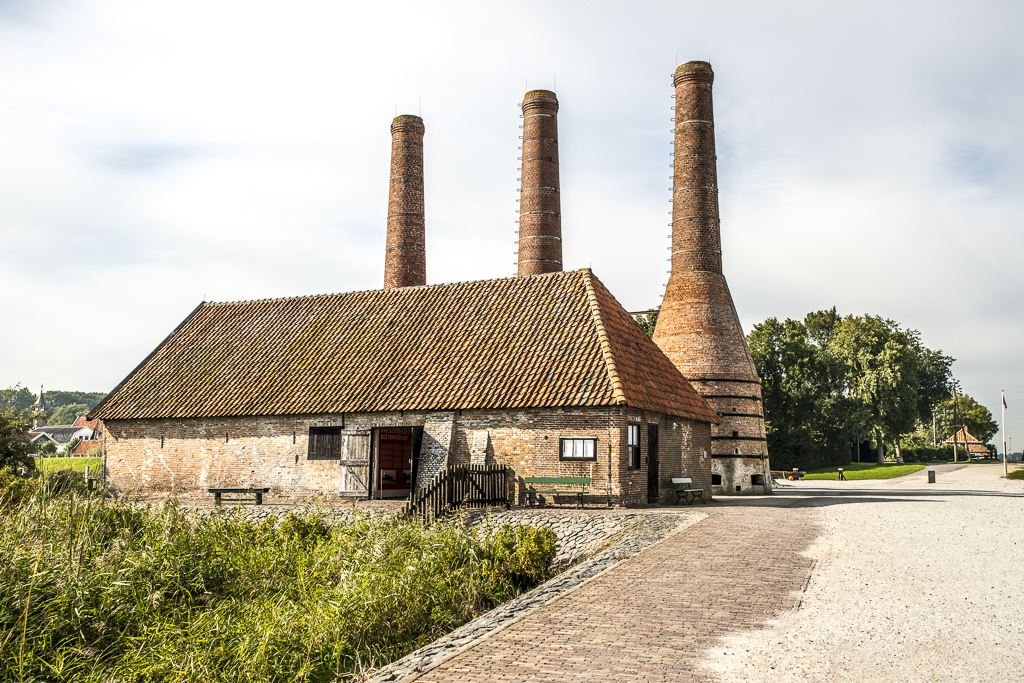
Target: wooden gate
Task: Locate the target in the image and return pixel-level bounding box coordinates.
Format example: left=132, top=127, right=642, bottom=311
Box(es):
left=339, top=432, right=371, bottom=498
left=403, top=464, right=510, bottom=522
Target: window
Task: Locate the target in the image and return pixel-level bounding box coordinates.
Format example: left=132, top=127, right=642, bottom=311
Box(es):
left=308, top=426, right=342, bottom=460
left=712, top=474, right=722, bottom=486
left=627, top=422, right=641, bottom=470
left=559, top=437, right=597, bottom=461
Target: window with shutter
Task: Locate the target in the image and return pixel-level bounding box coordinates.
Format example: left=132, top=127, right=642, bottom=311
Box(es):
left=307, top=426, right=342, bottom=460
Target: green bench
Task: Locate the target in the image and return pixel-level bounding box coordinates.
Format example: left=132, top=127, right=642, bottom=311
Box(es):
left=671, top=478, right=705, bottom=505
left=522, top=477, right=591, bottom=509
left=208, top=487, right=270, bottom=506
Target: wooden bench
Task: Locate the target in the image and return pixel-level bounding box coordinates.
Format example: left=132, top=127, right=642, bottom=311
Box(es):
left=671, top=478, right=705, bottom=505
left=522, top=477, right=591, bottom=508
left=208, top=487, right=270, bottom=506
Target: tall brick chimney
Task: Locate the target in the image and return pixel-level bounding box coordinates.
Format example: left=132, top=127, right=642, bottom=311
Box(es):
left=384, top=115, right=426, bottom=289
left=517, top=90, right=562, bottom=276
left=652, top=61, right=771, bottom=495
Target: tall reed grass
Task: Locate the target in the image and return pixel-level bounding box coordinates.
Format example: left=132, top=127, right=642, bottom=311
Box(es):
left=0, top=470, right=556, bottom=682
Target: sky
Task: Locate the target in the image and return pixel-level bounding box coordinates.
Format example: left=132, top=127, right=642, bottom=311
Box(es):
left=2, top=0, right=1022, bottom=447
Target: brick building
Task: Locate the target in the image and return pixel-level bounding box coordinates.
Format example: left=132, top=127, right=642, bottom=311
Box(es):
left=92, top=270, right=718, bottom=504
left=652, top=61, right=772, bottom=495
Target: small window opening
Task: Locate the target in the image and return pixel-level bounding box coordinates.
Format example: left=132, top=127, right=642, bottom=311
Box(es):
left=626, top=423, right=641, bottom=470
left=751, top=474, right=765, bottom=486
left=732, top=407, right=737, bottom=412
left=292, top=430, right=296, bottom=444
left=711, top=474, right=722, bottom=486
left=734, top=447, right=740, bottom=454
left=732, top=431, right=739, bottom=438
left=225, top=433, right=229, bottom=443
left=160, top=436, right=164, bottom=448
left=736, top=485, right=742, bottom=492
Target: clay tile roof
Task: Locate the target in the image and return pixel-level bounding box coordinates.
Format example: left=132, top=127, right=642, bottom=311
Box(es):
left=91, top=270, right=719, bottom=424
left=71, top=439, right=102, bottom=456
left=944, top=427, right=988, bottom=453
left=73, top=416, right=103, bottom=431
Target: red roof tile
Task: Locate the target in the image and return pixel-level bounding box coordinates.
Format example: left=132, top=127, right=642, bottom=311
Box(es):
left=91, top=270, right=719, bottom=424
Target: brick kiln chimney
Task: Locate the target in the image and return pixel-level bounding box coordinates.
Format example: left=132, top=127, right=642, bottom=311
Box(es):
left=517, top=90, right=562, bottom=276
left=384, top=115, right=426, bottom=289
left=652, top=61, right=771, bottom=495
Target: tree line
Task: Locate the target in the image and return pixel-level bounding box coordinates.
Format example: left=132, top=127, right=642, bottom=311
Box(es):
left=747, top=309, right=996, bottom=469
left=5, top=387, right=106, bottom=426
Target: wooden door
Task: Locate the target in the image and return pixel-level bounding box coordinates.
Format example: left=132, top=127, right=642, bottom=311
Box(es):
left=339, top=431, right=371, bottom=498
left=647, top=424, right=660, bottom=504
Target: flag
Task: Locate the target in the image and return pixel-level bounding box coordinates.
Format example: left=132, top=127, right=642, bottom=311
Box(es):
left=1004, top=394, right=1008, bottom=409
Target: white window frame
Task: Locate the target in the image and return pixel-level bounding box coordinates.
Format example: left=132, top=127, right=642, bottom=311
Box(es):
left=559, top=437, right=597, bottom=461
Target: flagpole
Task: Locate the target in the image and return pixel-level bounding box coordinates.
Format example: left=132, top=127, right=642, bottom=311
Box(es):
left=1003, top=389, right=1008, bottom=477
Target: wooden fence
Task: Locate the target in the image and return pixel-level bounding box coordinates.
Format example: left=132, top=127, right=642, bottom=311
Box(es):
left=402, top=464, right=511, bottom=522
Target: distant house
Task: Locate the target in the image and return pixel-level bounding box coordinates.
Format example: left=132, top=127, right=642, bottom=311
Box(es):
left=28, top=416, right=104, bottom=456
left=29, top=425, right=95, bottom=454
left=91, top=270, right=720, bottom=503
left=943, top=428, right=990, bottom=459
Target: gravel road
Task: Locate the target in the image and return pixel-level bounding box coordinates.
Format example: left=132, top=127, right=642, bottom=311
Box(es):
left=703, top=463, right=1024, bottom=683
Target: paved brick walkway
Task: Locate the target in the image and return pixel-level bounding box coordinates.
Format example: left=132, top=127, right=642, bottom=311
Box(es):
left=409, top=504, right=818, bottom=682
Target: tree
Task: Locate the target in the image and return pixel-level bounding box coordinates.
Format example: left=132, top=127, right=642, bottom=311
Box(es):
left=0, top=386, right=38, bottom=470
left=632, top=307, right=659, bottom=338
left=747, top=313, right=860, bottom=470
left=934, top=394, right=998, bottom=444
left=829, top=315, right=953, bottom=463
left=43, top=391, right=106, bottom=414
left=4, top=386, right=37, bottom=413
left=47, top=403, right=91, bottom=426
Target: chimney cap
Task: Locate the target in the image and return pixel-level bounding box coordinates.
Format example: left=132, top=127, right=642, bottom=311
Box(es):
left=391, top=114, right=425, bottom=134
left=673, top=61, right=714, bottom=86
left=523, top=89, right=558, bottom=103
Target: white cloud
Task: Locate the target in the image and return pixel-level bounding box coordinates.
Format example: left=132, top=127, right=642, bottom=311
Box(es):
left=2, top=0, right=1022, bottom=439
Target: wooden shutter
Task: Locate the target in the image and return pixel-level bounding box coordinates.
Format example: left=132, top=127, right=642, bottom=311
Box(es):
left=308, top=426, right=342, bottom=460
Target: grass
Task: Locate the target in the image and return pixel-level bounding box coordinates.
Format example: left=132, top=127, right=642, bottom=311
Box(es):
left=1006, top=468, right=1024, bottom=481
left=35, top=457, right=101, bottom=473
left=0, top=469, right=557, bottom=682
left=801, top=462, right=926, bottom=480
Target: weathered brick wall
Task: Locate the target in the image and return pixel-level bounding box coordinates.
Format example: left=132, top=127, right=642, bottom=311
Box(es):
left=652, top=61, right=770, bottom=495
left=417, top=412, right=455, bottom=489
left=102, top=406, right=712, bottom=504
left=517, top=90, right=562, bottom=276
left=384, top=115, right=426, bottom=289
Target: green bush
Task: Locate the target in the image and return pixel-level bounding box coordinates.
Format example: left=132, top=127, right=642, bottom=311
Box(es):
left=489, top=524, right=557, bottom=589
left=0, top=474, right=558, bottom=682
left=0, top=468, right=39, bottom=509
left=899, top=444, right=950, bottom=463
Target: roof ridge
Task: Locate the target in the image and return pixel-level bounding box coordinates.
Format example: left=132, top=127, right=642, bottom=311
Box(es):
left=582, top=270, right=627, bottom=406
left=204, top=269, right=588, bottom=306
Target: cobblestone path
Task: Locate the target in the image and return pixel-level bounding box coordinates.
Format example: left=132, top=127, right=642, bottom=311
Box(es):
left=408, top=504, right=819, bottom=682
